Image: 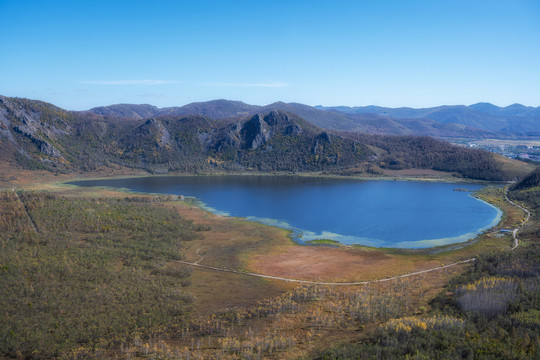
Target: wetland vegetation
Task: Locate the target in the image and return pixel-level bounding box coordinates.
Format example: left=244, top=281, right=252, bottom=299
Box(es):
left=69, top=176, right=502, bottom=248
left=0, top=171, right=537, bottom=359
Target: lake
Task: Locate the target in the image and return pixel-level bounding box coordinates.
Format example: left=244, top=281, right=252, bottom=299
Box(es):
left=69, top=176, right=502, bottom=248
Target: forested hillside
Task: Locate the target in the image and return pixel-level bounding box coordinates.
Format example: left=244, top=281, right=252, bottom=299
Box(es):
left=0, top=96, right=532, bottom=181
left=512, top=166, right=540, bottom=192
left=0, top=96, right=371, bottom=174
left=343, top=132, right=505, bottom=180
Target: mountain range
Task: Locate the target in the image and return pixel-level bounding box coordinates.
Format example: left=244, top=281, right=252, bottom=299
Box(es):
left=316, top=103, right=540, bottom=136
left=0, top=95, right=536, bottom=181
left=88, top=100, right=540, bottom=138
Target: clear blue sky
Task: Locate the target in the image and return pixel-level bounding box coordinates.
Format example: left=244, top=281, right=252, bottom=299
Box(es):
left=1, top=0, right=539, bottom=110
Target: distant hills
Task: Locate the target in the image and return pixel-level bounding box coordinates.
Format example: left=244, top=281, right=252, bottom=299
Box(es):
left=89, top=99, right=257, bottom=120
left=88, top=100, right=540, bottom=138
left=0, top=95, right=536, bottom=181
left=315, top=103, right=540, bottom=136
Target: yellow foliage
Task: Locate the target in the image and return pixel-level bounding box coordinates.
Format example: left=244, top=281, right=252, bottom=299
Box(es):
left=384, top=315, right=464, bottom=333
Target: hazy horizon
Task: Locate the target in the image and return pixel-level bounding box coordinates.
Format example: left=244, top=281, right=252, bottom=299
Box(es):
left=3, top=94, right=538, bottom=113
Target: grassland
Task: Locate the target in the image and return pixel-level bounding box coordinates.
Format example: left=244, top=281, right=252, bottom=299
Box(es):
left=0, top=191, right=206, bottom=358
left=0, top=170, right=537, bottom=359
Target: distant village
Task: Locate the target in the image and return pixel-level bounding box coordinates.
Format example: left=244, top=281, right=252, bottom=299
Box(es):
left=466, top=142, right=540, bottom=163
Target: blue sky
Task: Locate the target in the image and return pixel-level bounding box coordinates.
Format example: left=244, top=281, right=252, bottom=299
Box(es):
left=0, top=0, right=539, bottom=110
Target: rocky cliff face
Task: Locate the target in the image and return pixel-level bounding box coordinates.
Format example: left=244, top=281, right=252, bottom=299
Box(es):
left=122, top=118, right=171, bottom=149
left=241, top=114, right=271, bottom=149
left=238, top=111, right=305, bottom=149
left=0, top=96, right=70, bottom=169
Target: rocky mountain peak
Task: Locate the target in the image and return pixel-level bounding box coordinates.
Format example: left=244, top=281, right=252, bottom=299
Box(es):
left=241, top=114, right=271, bottom=149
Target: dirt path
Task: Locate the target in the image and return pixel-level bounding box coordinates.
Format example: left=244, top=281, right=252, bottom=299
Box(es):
left=176, top=186, right=530, bottom=286
left=194, top=247, right=206, bottom=265
left=174, top=258, right=476, bottom=285
left=504, top=186, right=531, bottom=250
left=12, top=187, right=38, bottom=233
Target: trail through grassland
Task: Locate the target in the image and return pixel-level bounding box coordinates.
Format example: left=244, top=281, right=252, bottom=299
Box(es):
left=176, top=186, right=530, bottom=285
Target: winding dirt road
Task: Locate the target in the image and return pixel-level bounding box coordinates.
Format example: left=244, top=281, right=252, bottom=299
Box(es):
left=175, top=186, right=530, bottom=286
left=504, top=186, right=531, bottom=250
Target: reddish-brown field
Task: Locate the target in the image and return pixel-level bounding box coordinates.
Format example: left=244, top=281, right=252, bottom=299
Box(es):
left=249, top=245, right=398, bottom=281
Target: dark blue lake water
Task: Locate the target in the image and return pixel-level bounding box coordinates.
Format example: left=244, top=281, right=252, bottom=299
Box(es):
left=69, top=176, right=502, bottom=248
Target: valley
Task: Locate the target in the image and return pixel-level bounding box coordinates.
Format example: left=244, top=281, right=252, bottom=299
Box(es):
left=0, top=96, right=538, bottom=359
left=3, top=1, right=539, bottom=358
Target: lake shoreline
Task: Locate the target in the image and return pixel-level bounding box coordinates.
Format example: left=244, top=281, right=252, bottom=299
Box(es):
left=57, top=169, right=507, bottom=186
left=63, top=173, right=507, bottom=252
